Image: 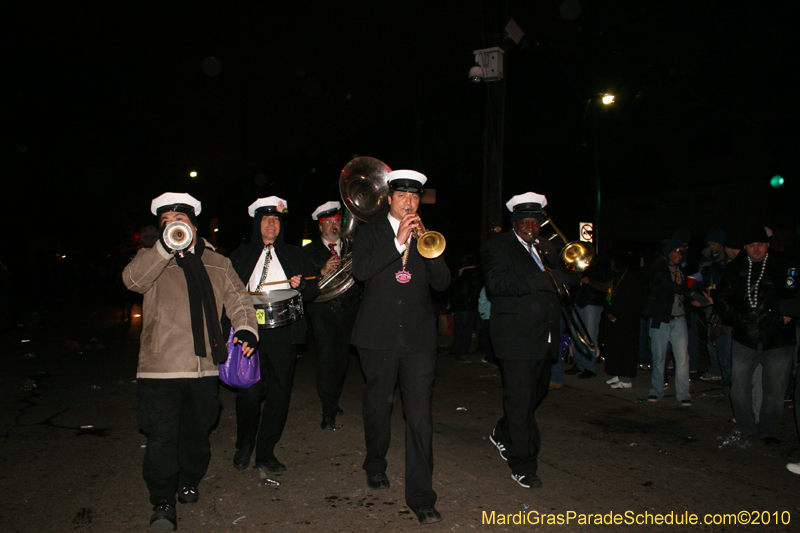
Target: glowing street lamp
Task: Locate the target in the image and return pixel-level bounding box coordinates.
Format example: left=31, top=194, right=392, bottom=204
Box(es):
left=189, top=171, right=198, bottom=178
left=601, top=94, right=615, bottom=105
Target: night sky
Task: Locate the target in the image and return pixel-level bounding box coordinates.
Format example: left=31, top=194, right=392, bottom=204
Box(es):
left=5, top=1, right=800, bottom=276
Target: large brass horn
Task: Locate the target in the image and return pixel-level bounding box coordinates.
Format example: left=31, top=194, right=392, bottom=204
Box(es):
left=538, top=210, right=596, bottom=351
left=315, top=157, right=392, bottom=302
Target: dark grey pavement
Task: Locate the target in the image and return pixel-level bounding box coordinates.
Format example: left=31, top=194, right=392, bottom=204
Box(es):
left=2, top=303, right=800, bottom=532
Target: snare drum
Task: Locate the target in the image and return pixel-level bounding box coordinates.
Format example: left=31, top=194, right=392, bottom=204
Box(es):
left=250, top=289, right=304, bottom=329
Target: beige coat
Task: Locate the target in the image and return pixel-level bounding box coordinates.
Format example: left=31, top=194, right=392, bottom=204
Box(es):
left=123, top=240, right=258, bottom=379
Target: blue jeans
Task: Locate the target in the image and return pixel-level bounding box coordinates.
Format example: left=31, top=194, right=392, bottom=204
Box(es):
left=649, top=317, right=690, bottom=401
left=716, top=331, right=733, bottom=387
left=687, top=311, right=700, bottom=373
left=572, top=305, right=602, bottom=373
left=730, top=341, right=794, bottom=439
left=638, top=318, right=652, bottom=367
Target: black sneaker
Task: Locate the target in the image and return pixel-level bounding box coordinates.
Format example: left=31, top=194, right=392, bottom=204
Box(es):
left=511, top=473, right=543, bottom=489
left=233, top=446, right=252, bottom=471
left=489, top=430, right=508, bottom=461
left=177, top=486, right=198, bottom=504
left=412, top=505, right=443, bottom=524
left=564, top=365, right=581, bottom=375
left=647, top=395, right=659, bottom=402
left=679, top=399, right=692, bottom=407
left=256, top=458, right=286, bottom=473
left=366, top=471, right=390, bottom=490
left=150, top=501, right=177, bottom=532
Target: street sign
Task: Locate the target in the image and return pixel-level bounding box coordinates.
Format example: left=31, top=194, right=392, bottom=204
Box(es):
left=580, top=222, right=594, bottom=243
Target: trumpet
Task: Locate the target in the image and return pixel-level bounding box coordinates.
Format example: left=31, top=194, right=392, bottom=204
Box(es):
left=163, top=221, right=194, bottom=254
left=405, top=209, right=446, bottom=259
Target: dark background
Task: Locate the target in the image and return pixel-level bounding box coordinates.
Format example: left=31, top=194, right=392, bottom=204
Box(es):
left=4, top=0, right=799, bottom=287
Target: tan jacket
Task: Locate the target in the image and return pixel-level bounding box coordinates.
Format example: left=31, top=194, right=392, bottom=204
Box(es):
left=123, top=240, right=258, bottom=379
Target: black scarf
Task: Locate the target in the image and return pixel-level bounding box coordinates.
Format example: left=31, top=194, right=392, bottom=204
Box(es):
left=175, top=243, right=228, bottom=364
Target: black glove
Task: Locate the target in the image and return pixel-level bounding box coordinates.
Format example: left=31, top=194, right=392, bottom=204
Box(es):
left=295, top=276, right=308, bottom=292
left=234, top=329, right=257, bottom=349
left=159, top=227, right=174, bottom=254
left=527, top=272, right=557, bottom=293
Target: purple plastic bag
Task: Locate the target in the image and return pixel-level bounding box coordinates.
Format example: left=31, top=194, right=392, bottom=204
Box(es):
left=219, top=328, right=260, bottom=389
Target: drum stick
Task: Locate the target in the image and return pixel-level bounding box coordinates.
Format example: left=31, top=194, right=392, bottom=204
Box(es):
left=257, top=276, right=316, bottom=288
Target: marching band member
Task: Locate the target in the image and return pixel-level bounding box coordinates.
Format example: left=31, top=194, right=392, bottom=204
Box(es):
left=303, top=201, right=361, bottom=430
left=227, top=196, right=318, bottom=475
left=351, top=170, right=450, bottom=524
left=480, top=192, right=578, bottom=490
left=123, top=192, right=257, bottom=531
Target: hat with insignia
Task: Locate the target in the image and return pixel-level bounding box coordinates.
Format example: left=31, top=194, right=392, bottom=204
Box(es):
left=248, top=196, right=289, bottom=218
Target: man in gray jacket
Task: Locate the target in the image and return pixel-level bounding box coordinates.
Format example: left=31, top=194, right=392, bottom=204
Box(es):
left=123, top=192, right=258, bottom=532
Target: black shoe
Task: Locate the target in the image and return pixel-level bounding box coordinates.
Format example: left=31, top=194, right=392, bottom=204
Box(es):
left=564, top=365, right=581, bottom=375
left=177, top=486, right=198, bottom=504
left=366, top=471, right=390, bottom=490
left=256, top=458, right=286, bottom=473
left=233, top=446, right=252, bottom=471
left=412, top=505, right=443, bottom=524
left=489, top=429, right=508, bottom=461
left=321, top=415, right=338, bottom=431
left=577, top=369, right=597, bottom=379
left=511, top=473, right=543, bottom=489
left=763, top=436, right=781, bottom=446
left=150, top=501, right=177, bottom=532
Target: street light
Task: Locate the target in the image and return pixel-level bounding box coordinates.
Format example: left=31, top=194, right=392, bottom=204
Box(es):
left=593, top=93, right=615, bottom=251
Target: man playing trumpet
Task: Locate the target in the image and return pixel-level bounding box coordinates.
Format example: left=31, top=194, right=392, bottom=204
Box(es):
left=303, top=201, right=361, bottom=431
left=351, top=170, right=450, bottom=524
left=123, top=192, right=258, bottom=531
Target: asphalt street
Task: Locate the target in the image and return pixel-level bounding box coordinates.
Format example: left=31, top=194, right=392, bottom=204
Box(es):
left=1, top=301, right=799, bottom=532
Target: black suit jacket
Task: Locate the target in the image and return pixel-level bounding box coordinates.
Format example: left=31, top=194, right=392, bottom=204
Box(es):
left=350, top=217, right=450, bottom=351
left=481, top=230, right=574, bottom=360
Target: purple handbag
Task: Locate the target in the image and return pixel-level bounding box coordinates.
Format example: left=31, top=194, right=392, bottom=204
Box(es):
left=219, top=328, right=261, bottom=389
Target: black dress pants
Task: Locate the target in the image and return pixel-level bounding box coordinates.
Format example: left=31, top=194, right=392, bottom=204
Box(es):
left=358, top=333, right=437, bottom=510
left=308, top=298, right=358, bottom=418
left=494, top=356, right=552, bottom=477
left=137, top=377, right=220, bottom=506
left=235, top=325, right=296, bottom=463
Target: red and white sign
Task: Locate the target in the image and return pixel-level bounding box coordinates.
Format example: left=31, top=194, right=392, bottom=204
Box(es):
left=580, top=222, right=594, bottom=243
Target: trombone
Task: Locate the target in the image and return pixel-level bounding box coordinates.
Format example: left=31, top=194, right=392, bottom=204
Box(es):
left=538, top=210, right=596, bottom=351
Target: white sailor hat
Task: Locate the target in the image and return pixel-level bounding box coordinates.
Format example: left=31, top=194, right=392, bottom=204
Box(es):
left=311, top=201, right=341, bottom=221
left=248, top=196, right=289, bottom=218
left=506, top=192, right=547, bottom=220
left=387, top=169, right=427, bottom=193
left=150, top=192, right=202, bottom=216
